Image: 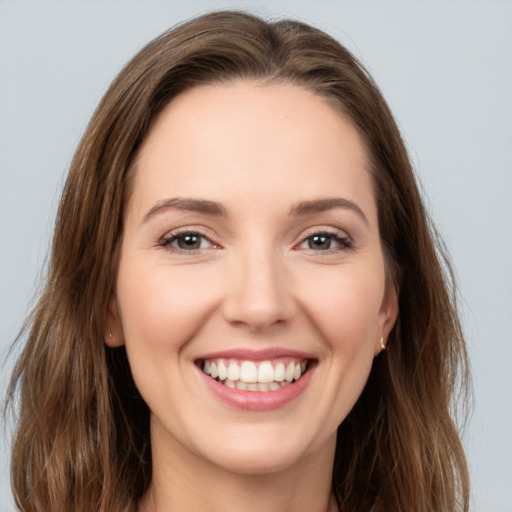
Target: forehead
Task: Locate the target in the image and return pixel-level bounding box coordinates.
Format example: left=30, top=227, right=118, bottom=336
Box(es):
left=129, top=81, right=375, bottom=221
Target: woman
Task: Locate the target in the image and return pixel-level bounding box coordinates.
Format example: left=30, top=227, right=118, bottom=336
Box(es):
left=7, top=10, right=470, bottom=512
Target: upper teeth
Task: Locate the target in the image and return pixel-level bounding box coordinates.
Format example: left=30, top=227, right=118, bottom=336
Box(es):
left=202, top=359, right=307, bottom=385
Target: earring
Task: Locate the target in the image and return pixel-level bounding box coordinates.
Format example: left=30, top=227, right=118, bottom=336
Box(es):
left=380, top=337, right=386, bottom=350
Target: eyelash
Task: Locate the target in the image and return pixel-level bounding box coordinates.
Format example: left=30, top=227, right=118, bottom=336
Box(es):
left=158, top=229, right=353, bottom=254
left=296, top=230, right=353, bottom=253
left=158, top=230, right=217, bottom=252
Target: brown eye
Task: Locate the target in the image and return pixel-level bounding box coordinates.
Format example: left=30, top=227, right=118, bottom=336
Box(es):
left=160, top=231, right=213, bottom=251
left=297, top=231, right=352, bottom=252
left=308, top=234, right=332, bottom=250
left=176, top=234, right=202, bottom=250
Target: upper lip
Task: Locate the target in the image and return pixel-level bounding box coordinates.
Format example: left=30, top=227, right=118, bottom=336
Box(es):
left=195, top=347, right=317, bottom=362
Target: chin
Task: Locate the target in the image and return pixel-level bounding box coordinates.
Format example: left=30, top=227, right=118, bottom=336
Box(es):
left=192, top=423, right=334, bottom=477
left=209, top=444, right=308, bottom=476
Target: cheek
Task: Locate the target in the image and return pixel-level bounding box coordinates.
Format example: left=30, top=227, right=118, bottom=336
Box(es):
left=114, top=260, right=222, bottom=423
left=116, top=260, right=218, bottom=359
left=298, top=263, right=385, bottom=349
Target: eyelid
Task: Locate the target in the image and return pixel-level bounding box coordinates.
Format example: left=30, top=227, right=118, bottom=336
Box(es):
left=156, top=225, right=353, bottom=253
left=294, top=226, right=354, bottom=251
left=298, top=226, right=351, bottom=241
left=158, top=226, right=222, bottom=252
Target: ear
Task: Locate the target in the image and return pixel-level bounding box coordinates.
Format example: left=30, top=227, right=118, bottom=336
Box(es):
left=105, top=295, right=124, bottom=347
left=374, top=273, right=400, bottom=356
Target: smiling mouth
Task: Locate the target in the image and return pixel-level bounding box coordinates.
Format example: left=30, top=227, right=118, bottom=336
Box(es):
left=198, top=358, right=312, bottom=392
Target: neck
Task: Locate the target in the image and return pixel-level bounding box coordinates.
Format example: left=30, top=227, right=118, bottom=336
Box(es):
left=138, top=421, right=338, bottom=512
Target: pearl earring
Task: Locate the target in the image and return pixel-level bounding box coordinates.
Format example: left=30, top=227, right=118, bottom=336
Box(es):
left=380, top=337, right=386, bottom=350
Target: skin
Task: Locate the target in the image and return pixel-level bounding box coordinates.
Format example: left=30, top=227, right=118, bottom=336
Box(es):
left=107, top=81, right=399, bottom=512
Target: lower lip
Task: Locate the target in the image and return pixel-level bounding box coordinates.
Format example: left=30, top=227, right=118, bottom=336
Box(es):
left=198, top=366, right=314, bottom=411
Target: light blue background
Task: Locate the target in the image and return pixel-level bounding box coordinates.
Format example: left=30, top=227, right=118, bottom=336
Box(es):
left=1, top=1, right=511, bottom=511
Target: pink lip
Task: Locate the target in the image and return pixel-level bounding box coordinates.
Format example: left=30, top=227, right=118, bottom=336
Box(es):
left=196, top=347, right=315, bottom=362
left=196, top=363, right=315, bottom=412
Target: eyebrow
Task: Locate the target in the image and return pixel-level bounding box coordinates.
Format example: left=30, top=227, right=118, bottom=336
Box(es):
left=142, top=196, right=368, bottom=226
left=142, top=197, right=226, bottom=223
left=289, top=197, right=369, bottom=226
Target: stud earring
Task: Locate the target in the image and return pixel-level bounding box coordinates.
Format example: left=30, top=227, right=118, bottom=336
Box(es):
left=380, top=337, right=386, bottom=350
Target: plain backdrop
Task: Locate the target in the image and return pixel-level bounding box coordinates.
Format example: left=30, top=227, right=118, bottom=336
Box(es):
left=1, top=1, right=511, bottom=511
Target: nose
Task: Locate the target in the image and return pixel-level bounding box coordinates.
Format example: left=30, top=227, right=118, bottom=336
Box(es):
left=221, top=245, right=295, bottom=332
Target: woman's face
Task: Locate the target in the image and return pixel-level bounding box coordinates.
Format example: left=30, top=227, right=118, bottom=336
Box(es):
left=109, top=81, right=398, bottom=475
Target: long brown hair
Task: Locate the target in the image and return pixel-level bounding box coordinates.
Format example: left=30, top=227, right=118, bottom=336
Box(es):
left=6, top=10, right=470, bottom=511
